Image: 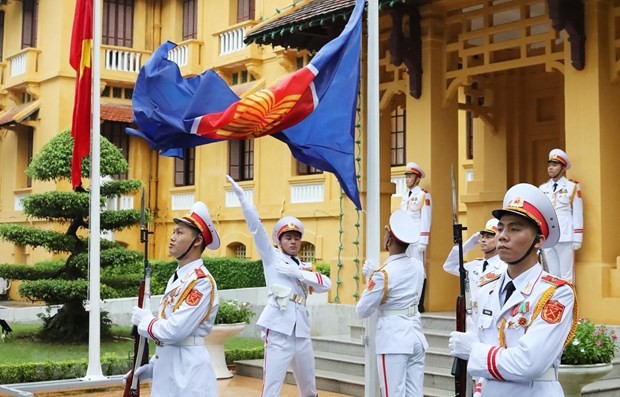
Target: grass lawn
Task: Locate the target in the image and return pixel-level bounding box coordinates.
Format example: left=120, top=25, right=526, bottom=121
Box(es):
left=0, top=324, right=262, bottom=364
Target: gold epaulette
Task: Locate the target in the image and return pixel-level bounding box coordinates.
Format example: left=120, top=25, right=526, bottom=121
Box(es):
left=569, top=178, right=580, bottom=184
left=541, top=274, right=570, bottom=287
left=478, top=272, right=501, bottom=287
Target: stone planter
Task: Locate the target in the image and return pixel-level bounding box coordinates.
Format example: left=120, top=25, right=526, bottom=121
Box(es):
left=205, top=323, right=247, bottom=379
left=558, top=363, right=613, bottom=397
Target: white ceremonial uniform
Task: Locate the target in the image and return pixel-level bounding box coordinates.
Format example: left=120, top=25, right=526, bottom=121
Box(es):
left=468, top=263, right=577, bottom=396
left=443, top=252, right=505, bottom=310
left=237, top=199, right=331, bottom=397
left=356, top=253, right=428, bottom=397
left=137, top=259, right=219, bottom=397
left=400, top=186, right=432, bottom=264
left=539, top=176, right=583, bottom=281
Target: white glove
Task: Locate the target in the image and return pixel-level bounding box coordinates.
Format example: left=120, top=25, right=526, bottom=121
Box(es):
left=226, top=175, right=245, bottom=200
left=463, top=232, right=480, bottom=252
left=131, top=306, right=153, bottom=326
left=275, top=262, right=303, bottom=279
left=122, top=359, right=154, bottom=384
left=572, top=242, right=582, bottom=251
left=417, top=244, right=427, bottom=254
left=449, top=330, right=479, bottom=360
left=362, top=259, right=376, bottom=277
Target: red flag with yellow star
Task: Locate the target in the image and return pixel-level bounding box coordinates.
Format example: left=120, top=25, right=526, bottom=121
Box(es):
left=70, top=0, right=93, bottom=189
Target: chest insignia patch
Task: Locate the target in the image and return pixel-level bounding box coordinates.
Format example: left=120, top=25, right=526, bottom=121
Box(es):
left=541, top=300, right=565, bottom=324
left=185, top=288, right=203, bottom=306
left=478, top=272, right=501, bottom=287
left=367, top=279, right=376, bottom=291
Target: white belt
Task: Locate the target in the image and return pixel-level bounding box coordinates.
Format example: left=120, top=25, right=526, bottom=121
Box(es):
left=535, top=366, right=557, bottom=381
left=155, top=335, right=205, bottom=347
left=379, top=305, right=418, bottom=317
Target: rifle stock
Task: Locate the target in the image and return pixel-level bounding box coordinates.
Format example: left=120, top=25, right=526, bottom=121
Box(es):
left=123, top=190, right=152, bottom=397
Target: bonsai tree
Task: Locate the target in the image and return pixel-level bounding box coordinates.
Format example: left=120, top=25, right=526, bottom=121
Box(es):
left=0, top=129, right=144, bottom=342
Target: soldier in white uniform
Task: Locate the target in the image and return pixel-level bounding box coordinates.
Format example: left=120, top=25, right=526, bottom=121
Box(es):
left=449, top=183, right=578, bottom=397
left=227, top=176, right=331, bottom=397
left=130, top=201, right=221, bottom=397
left=400, top=161, right=432, bottom=312
left=539, top=148, right=583, bottom=282
left=356, top=210, right=428, bottom=397
left=443, top=218, right=505, bottom=303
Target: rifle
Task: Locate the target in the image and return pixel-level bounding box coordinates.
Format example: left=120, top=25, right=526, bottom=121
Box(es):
left=450, top=165, right=469, bottom=397
left=123, top=189, right=152, bottom=397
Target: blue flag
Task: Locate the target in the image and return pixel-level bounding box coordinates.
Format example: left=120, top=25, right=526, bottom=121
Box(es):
left=128, top=0, right=363, bottom=209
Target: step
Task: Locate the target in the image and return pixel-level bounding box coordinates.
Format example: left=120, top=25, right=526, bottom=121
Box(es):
left=236, top=358, right=456, bottom=397
left=421, top=312, right=456, bottom=331
left=424, top=329, right=451, bottom=350
left=583, top=377, right=620, bottom=396
left=423, top=365, right=455, bottom=391
left=314, top=351, right=364, bottom=377
left=312, top=334, right=365, bottom=357
left=425, top=347, right=455, bottom=369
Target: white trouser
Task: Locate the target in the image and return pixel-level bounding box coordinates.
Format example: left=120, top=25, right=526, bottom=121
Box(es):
left=543, top=242, right=574, bottom=282
left=377, top=346, right=425, bottom=397
left=261, top=329, right=317, bottom=397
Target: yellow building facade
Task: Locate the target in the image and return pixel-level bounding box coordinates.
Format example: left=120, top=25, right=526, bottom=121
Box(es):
left=0, top=0, right=618, bottom=325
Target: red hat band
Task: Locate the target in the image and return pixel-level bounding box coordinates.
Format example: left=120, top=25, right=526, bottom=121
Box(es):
left=277, top=222, right=302, bottom=239
left=549, top=154, right=567, bottom=167
left=185, top=212, right=213, bottom=246
left=506, top=199, right=549, bottom=238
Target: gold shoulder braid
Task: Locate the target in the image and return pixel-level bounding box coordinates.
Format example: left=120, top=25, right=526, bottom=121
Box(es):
left=498, top=284, right=579, bottom=348
left=202, top=274, right=216, bottom=323
left=173, top=279, right=198, bottom=313
left=379, top=269, right=389, bottom=304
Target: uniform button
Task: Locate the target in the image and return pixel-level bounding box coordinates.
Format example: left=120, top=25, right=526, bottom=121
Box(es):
left=155, top=355, right=159, bottom=359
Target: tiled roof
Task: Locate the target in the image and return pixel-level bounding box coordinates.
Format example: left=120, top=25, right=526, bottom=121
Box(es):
left=101, top=103, right=133, bottom=123
left=0, top=100, right=40, bottom=127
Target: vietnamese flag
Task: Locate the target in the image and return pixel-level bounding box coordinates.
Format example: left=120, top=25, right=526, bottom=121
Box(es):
left=70, top=0, right=93, bottom=189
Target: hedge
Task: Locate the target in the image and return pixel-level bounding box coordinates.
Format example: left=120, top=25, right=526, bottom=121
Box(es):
left=0, top=348, right=265, bottom=384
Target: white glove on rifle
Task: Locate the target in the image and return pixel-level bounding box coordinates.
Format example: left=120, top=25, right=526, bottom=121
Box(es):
left=417, top=244, right=427, bottom=254
left=131, top=306, right=153, bottom=326
left=362, top=259, right=376, bottom=277
left=449, top=330, right=479, bottom=361
left=463, top=232, right=481, bottom=252
left=572, top=242, right=582, bottom=251
left=123, top=357, right=155, bottom=384
left=226, top=175, right=246, bottom=202
left=275, top=262, right=303, bottom=279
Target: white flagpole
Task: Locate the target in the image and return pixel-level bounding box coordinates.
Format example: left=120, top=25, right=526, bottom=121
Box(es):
left=364, top=0, right=380, bottom=395
left=85, top=0, right=104, bottom=379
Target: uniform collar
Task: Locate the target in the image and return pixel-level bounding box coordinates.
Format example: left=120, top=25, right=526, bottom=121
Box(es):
left=175, top=258, right=203, bottom=281
left=499, top=264, right=543, bottom=312
left=385, top=253, right=408, bottom=264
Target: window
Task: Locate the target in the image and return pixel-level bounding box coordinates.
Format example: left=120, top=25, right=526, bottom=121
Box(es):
left=232, top=243, right=247, bottom=259
left=182, top=0, right=197, bottom=41
left=228, top=140, right=254, bottom=181
left=26, top=129, right=34, bottom=188
left=21, top=0, right=38, bottom=49
left=101, top=121, right=130, bottom=179
left=297, top=161, right=322, bottom=176
left=0, top=11, right=5, bottom=61
left=390, top=105, right=406, bottom=166
left=237, top=0, right=255, bottom=22
left=103, top=0, right=134, bottom=47
left=174, top=148, right=195, bottom=186
left=465, top=95, right=474, bottom=160
left=299, top=242, right=315, bottom=263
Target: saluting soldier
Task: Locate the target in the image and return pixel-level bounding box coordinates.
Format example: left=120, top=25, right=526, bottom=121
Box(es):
left=442, top=218, right=506, bottom=308
left=539, top=148, right=583, bottom=282
left=356, top=209, right=428, bottom=397
left=400, top=161, right=432, bottom=312
left=130, top=201, right=221, bottom=397
left=449, top=183, right=578, bottom=396
left=227, top=176, right=331, bottom=397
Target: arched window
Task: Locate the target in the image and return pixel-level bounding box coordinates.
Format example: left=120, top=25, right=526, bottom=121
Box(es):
left=228, top=243, right=247, bottom=259
left=299, top=242, right=315, bottom=263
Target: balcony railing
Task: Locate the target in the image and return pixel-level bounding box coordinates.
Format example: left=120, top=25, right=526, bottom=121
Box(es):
left=4, top=48, right=41, bottom=89
left=217, top=20, right=258, bottom=56
left=167, top=39, right=203, bottom=76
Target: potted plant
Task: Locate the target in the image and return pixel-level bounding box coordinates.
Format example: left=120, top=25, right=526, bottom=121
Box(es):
left=559, top=317, right=619, bottom=397
left=206, top=299, right=255, bottom=379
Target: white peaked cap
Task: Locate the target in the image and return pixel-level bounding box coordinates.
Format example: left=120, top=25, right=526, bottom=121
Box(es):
left=173, top=201, right=220, bottom=250
left=548, top=148, right=571, bottom=170
left=480, top=218, right=499, bottom=234
left=272, top=216, right=304, bottom=245
left=404, top=162, right=425, bottom=178
left=492, top=183, right=560, bottom=249
left=388, top=210, right=419, bottom=244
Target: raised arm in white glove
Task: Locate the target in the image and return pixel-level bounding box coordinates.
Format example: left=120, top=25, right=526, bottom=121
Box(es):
left=362, top=259, right=376, bottom=277
left=463, top=232, right=481, bottom=252
left=275, top=262, right=303, bottom=279
left=449, top=330, right=479, bottom=361
left=226, top=175, right=246, bottom=201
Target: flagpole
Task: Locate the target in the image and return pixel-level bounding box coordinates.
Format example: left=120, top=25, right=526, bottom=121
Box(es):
left=364, top=0, right=380, bottom=395
left=85, top=0, right=104, bottom=379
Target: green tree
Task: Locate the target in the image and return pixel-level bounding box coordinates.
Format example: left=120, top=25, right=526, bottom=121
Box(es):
left=0, top=130, right=144, bottom=342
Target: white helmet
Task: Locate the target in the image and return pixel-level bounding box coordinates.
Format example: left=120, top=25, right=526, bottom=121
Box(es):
left=272, top=216, right=304, bottom=245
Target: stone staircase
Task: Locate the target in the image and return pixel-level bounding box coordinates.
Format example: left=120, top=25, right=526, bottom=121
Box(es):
left=235, top=312, right=620, bottom=396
